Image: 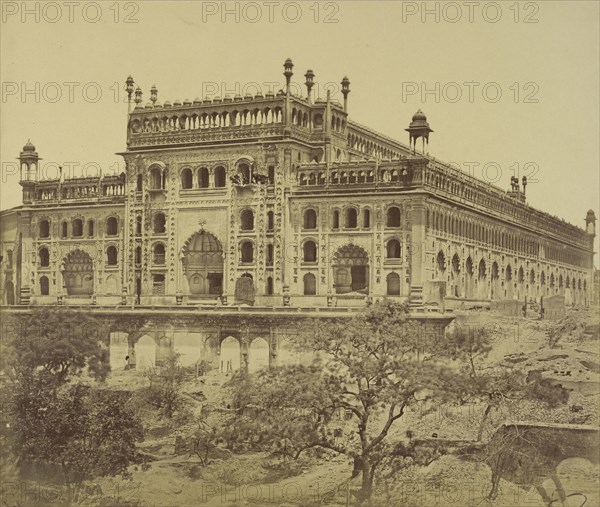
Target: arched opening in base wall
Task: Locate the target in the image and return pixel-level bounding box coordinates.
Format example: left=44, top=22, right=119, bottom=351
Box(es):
left=174, top=332, right=203, bottom=367
left=248, top=337, right=270, bottom=373
left=220, top=336, right=240, bottom=373
left=135, top=335, right=156, bottom=370
left=109, top=332, right=130, bottom=371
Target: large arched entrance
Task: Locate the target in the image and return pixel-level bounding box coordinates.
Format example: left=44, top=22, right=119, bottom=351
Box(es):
left=333, top=244, right=369, bottom=294
left=182, top=231, right=223, bottom=297
left=220, top=336, right=240, bottom=373
left=62, top=249, right=94, bottom=296
left=248, top=337, right=270, bottom=373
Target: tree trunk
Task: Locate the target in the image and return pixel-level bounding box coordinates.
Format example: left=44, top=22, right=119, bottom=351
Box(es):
left=357, top=455, right=373, bottom=507
left=477, top=404, right=493, bottom=441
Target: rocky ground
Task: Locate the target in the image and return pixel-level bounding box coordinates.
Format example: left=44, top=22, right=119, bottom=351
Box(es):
left=17, top=308, right=600, bottom=507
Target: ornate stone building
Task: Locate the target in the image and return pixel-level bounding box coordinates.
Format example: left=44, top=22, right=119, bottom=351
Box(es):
left=0, top=60, right=596, bottom=369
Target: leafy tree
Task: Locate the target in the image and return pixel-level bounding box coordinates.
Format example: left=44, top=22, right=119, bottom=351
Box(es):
left=10, top=376, right=144, bottom=493
left=2, top=307, right=110, bottom=385
left=3, top=308, right=143, bottom=498
left=226, top=301, right=476, bottom=506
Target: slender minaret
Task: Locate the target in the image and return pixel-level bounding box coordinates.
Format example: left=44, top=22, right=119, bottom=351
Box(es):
left=341, top=76, right=350, bottom=112
left=304, top=69, right=315, bottom=104
left=19, top=140, right=39, bottom=204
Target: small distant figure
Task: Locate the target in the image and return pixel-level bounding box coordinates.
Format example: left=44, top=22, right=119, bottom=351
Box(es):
left=125, top=355, right=130, bottom=370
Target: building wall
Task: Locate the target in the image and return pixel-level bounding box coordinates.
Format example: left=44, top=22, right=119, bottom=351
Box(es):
left=0, top=85, right=595, bottom=309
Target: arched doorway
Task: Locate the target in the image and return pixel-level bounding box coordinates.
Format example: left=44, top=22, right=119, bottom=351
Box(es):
left=220, top=336, right=240, bottom=373
left=235, top=275, right=255, bottom=305
left=182, top=231, right=223, bottom=297
left=505, top=265, right=513, bottom=299
left=5, top=281, right=15, bottom=305
left=333, top=244, right=369, bottom=294
left=135, top=335, right=156, bottom=370
left=248, top=337, right=270, bottom=373
left=465, top=257, right=474, bottom=298
left=477, top=259, right=487, bottom=299
left=451, top=254, right=461, bottom=297
left=491, top=262, right=500, bottom=300
left=62, top=249, right=94, bottom=296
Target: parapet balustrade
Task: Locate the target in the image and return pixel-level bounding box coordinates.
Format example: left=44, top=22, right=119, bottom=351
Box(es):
left=129, top=106, right=284, bottom=136
left=33, top=179, right=125, bottom=202
left=296, top=162, right=418, bottom=188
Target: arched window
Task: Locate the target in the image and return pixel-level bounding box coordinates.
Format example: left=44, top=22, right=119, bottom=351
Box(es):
left=87, top=219, right=94, bottom=237
left=266, top=276, right=274, bottom=295
left=241, top=241, right=254, bottom=263
left=267, top=211, right=274, bottom=231
left=106, top=246, right=118, bottom=266
left=238, top=163, right=251, bottom=184
left=39, top=220, right=50, bottom=238
left=387, top=272, right=401, bottom=295
left=303, top=273, right=316, bottom=295
left=72, top=219, right=83, bottom=237
left=267, top=244, right=273, bottom=265
left=268, top=165, right=275, bottom=184
left=387, top=207, right=401, bottom=227
left=39, top=276, right=50, bottom=296
left=61, top=221, right=68, bottom=238
left=198, top=167, right=210, bottom=188
left=39, top=247, right=50, bottom=267
left=240, top=209, right=254, bottom=231
left=149, top=166, right=163, bottom=190
left=304, top=209, right=317, bottom=229
left=106, top=217, right=118, bottom=236
left=363, top=209, right=371, bottom=228
left=153, top=243, right=165, bottom=265
left=136, top=173, right=143, bottom=191
left=303, top=241, right=317, bottom=262
left=332, top=210, right=340, bottom=229
left=153, top=213, right=166, bottom=234
left=214, top=166, right=226, bottom=187
left=386, top=239, right=401, bottom=259
left=437, top=251, right=446, bottom=272
left=345, top=208, right=357, bottom=228
left=180, top=168, right=193, bottom=189
left=135, top=215, right=142, bottom=236
left=135, top=246, right=142, bottom=265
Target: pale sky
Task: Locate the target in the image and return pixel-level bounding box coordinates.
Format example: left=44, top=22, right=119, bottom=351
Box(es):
left=1, top=0, right=599, bottom=260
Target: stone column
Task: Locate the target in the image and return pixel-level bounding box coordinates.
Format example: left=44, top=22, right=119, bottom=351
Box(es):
left=409, top=201, right=427, bottom=307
